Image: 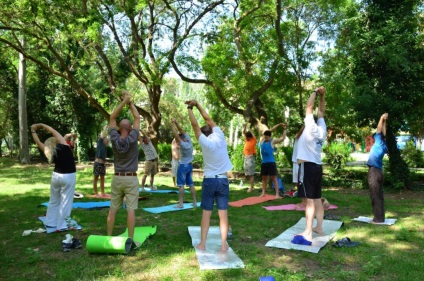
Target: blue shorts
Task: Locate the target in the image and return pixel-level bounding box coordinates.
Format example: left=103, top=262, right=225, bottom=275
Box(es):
left=200, top=178, right=229, bottom=211
left=177, top=163, right=194, bottom=187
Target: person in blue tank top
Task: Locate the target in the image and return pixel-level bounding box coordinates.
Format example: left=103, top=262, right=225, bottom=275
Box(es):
left=259, top=124, right=287, bottom=198
left=367, top=113, right=389, bottom=223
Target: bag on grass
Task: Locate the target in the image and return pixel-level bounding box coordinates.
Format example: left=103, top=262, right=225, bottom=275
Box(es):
left=271, top=177, right=284, bottom=194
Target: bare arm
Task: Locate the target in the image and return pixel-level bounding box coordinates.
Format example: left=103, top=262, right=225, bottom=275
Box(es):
left=306, top=88, right=319, bottom=116
left=31, top=123, right=66, bottom=150
left=270, top=123, right=285, bottom=132
left=272, top=125, right=287, bottom=146
left=109, top=90, right=131, bottom=129
left=129, top=101, right=140, bottom=131
left=377, top=113, right=388, bottom=135
left=242, top=123, right=247, bottom=137
left=170, top=118, right=183, bottom=143
left=187, top=107, right=202, bottom=140
left=317, top=86, right=325, bottom=118
left=185, top=100, right=216, bottom=129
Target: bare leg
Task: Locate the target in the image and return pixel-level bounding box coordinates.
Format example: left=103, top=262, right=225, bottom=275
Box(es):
left=107, top=208, right=118, bottom=236
left=271, top=175, right=282, bottom=198
left=93, top=175, right=100, bottom=196
left=313, top=199, right=324, bottom=235
left=174, top=186, right=184, bottom=208
left=298, top=198, right=315, bottom=242
left=127, top=209, right=136, bottom=240
left=247, top=175, right=254, bottom=192
left=260, top=176, right=267, bottom=197
left=100, top=175, right=108, bottom=196
left=141, top=175, right=147, bottom=191
left=196, top=210, right=212, bottom=250
left=218, top=209, right=229, bottom=251
left=190, top=185, right=197, bottom=207
left=172, top=177, right=177, bottom=187
left=150, top=175, right=156, bottom=189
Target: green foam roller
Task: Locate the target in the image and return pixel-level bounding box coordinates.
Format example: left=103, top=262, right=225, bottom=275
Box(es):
left=86, top=235, right=133, bottom=254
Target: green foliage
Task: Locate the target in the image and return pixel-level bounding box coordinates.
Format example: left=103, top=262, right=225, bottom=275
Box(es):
left=279, top=146, right=294, bottom=169
left=228, top=145, right=244, bottom=172
left=324, top=142, right=352, bottom=169
left=157, top=142, right=172, bottom=163
left=401, top=140, right=424, bottom=168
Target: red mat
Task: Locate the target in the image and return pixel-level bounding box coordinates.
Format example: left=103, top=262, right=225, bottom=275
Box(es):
left=229, top=194, right=281, bottom=207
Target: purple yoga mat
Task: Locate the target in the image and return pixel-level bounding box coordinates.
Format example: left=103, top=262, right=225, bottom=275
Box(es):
left=262, top=204, right=338, bottom=211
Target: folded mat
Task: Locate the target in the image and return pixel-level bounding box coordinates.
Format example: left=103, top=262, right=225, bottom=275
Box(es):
left=139, top=187, right=188, bottom=194
left=188, top=226, right=245, bottom=270
left=86, top=226, right=157, bottom=254
left=229, top=194, right=281, bottom=207
left=38, top=216, right=82, bottom=234
left=263, top=204, right=338, bottom=211
left=352, top=216, right=396, bottom=225
left=142, top=202, right=201, bottom=214
left=40, top=201, right=111, bottom=209
left=265, top=217, right=343, bottom=253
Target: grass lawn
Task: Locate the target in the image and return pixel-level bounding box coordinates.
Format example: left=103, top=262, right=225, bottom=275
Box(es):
left=0, top=157, right=423, bottom=281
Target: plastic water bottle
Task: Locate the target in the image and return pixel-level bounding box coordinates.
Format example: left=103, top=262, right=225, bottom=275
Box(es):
left=239, top=180, right=243, bottom=187
left=228, top=225, right=233, bottom=240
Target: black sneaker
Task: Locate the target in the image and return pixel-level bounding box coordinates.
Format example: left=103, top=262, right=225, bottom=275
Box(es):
left=62, top=242, right=72, bottom=252
left=71, top=238, right=82, bottom=249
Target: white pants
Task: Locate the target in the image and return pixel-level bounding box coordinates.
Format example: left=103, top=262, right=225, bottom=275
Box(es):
left=45, top=172, right=76, bottom=230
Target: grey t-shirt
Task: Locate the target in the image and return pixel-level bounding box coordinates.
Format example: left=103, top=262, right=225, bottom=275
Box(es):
left=95, top=137, right=107, bottom=161
left=110, top=128, right=139, bottom=172
left=179, top=133, right=194, bottom=164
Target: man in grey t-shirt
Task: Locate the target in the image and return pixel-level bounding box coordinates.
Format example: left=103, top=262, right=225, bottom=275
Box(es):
left=171, top=118, right=196, bottom=208
left=107, top=90, right=141, bottom=245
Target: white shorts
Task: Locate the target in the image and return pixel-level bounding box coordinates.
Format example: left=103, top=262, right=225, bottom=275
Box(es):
left=171, top=159, right=180, bottom=177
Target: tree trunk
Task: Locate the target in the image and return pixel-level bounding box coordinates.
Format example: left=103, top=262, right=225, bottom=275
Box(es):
left=18, top=37, right=30, bottom=164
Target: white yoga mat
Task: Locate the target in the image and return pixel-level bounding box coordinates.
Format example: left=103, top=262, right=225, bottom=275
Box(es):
left=188, top=226, right=245, bottom=270
left=142, top=202, right=200, bottom=214
left=352, top=216, right=397, bottom=225
left=265, top=217, right=343, bottom=254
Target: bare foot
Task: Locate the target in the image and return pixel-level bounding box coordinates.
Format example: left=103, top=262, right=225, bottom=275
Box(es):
left=196, top=243, right=206, bottom=250
left=259, top=193, right=266, bottom=197
left=297, top=232, right=313, bottom=242
left=101, top=193, right=110, bottom=198
left=174, top=204, right=184, bottom=208
left=221, top=242, right=229, bottom=251
left=275, top=195, right=282, bottom=199
left=94, top=194, right=101, bottom=198
left=151, top=186, right=157, bottom=190
left=140, top=188, right=145, bottom=192
left=192, top=202, right=197, bottom=207
left=312, top=227, right=324, bottom=236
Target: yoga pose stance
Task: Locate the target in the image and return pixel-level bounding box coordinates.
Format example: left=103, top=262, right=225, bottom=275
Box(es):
left=107, top=90, right=141, bottom=244
left=186, top=100, right=233, bottom=251
left=93, top=125, right=109, bottom=198
left=31, top=123, right=76, bottom=231
left=293, top=86, right=327, bottom=245
left=170, top=118, right=197, bottom=208
left=367, top=113, right=388, bottom=223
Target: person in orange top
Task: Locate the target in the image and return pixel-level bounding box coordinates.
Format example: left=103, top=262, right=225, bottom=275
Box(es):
left=243, top=124, right=257, bottom=192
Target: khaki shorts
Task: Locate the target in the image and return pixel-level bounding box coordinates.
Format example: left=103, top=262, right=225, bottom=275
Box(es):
left=244, top=155, right=255, bottom=176
left=110, top=176, right=139, bottom=210
left=144, top=159, right=158, bottom=175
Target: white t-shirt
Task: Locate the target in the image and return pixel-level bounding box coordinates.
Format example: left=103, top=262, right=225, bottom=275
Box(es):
left=296, top=114, right=327, bottom=165
left=198, top=127, right=233, bottom=177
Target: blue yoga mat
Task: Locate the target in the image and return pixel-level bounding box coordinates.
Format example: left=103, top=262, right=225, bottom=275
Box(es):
left=139, top=187, right=188, bottom=194
left=142, top=202, right=201, bottom=214
left=38, top=216, right=82, bottom=234
left=40, top=201, right=111, bottom=209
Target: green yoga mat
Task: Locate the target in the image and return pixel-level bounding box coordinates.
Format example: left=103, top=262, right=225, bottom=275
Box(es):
left=86, top=226, right=157, bottom=254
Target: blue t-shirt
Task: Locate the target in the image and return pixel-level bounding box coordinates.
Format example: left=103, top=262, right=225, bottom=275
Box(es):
left=367, top=133, right=388, bottom=170
left=260, top=139, right=276, bottom=163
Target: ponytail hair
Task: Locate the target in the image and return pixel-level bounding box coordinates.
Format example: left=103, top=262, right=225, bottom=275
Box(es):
left=44, top=137, right=58, bottom=163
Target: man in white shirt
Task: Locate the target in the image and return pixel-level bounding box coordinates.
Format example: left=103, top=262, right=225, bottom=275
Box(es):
left=185, top=100, right=233, bottom=251
left=292, top=86, right=327, bottom=246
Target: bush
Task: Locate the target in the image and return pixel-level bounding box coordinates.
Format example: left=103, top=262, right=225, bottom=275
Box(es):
left=324, top=142, right=352, bottom=169
left=401, top=140, right=424, bottom=168
left=229, top=144, right=244, bottom=172
left=157, top=142, right=172, bottom=163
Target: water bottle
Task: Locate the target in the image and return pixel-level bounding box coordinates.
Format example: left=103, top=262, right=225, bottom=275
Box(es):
left=228, top=225, right=233, bottom=240
left=239, top=180, right=243, bottom=187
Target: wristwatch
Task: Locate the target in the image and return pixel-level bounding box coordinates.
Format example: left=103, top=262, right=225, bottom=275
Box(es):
left=187, top=106, right=193, bottom=110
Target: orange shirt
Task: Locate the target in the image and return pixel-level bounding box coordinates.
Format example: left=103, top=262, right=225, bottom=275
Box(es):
left=243, top=136, right=257, bottom=155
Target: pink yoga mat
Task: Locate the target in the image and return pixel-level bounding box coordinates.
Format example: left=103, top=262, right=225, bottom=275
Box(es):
left=229, top=194, right=281, bottom=207
left=262, top=204, right=338, bottom=211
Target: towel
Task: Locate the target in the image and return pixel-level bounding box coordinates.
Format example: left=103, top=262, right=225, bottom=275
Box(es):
left=188, top=226, right=245, bottom=270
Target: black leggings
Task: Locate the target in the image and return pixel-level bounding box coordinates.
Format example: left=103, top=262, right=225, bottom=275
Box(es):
left=368, top=166, right=385, bottom=222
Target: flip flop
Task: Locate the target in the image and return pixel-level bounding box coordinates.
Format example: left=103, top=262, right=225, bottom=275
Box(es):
left=332, top=237, right=360, bottom=248
left=291, top=235, right=312, bottom=246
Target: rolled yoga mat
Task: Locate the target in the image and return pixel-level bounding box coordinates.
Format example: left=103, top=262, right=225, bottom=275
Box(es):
left=86, top=226, right=157, bottom=254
